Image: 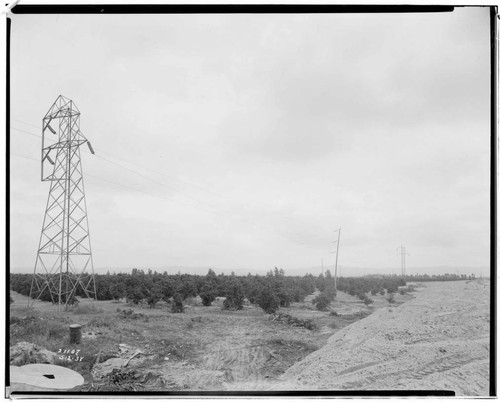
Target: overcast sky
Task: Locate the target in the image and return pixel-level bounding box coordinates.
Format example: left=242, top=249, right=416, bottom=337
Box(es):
left=9, top=7, right=491, bottom=276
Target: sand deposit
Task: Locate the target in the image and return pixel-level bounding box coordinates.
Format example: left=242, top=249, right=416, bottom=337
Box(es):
left=278, top=280, right=490, bottom=396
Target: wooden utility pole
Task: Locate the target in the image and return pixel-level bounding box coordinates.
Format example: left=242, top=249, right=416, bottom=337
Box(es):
left=334, top=228, right=341, bottom=291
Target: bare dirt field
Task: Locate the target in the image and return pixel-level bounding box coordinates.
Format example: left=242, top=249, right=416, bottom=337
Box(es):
left=10, top=287, right=403, bottom=392
left=9, top=280, right=489, bottom=395
left=277, top=280, right=491, bottom=395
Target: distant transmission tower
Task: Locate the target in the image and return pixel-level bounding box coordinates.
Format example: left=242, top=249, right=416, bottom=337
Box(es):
left=396, top=245, right=409, bottom=277
left=29, top=96, right=96, bottom=310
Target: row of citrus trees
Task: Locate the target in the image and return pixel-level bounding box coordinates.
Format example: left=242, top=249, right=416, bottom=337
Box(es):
left=11, top=270, right=470, bottom=314
left=336, top=273, right=476, bottom=306
left=11, top=268, right=326, bottom=314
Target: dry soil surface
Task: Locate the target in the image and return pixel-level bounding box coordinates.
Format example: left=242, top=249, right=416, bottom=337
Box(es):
left=275, top=280, right=490, bottom=396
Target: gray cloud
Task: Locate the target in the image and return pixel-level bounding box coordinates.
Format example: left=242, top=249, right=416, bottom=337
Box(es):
left=9, top=9, right=491, bottom=273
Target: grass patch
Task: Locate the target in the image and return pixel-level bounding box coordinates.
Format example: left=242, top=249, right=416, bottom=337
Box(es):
left=73, top=305, right=102, bottom=315
left=10, top=315, right=68, bottom=350
left=86, top=316, right=112, bottom=328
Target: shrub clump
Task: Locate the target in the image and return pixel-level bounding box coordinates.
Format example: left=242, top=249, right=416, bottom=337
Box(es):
left=223, top=280, right=244, bottom=310
left=257, top=287, right=280, bottom=314
left=312, top=292, right=332, bottom=311
left=199, top=289, right=216, bottom=306
left=171, top=293, right=185, bottom=313
left=269, top=313, right=317, bottom=330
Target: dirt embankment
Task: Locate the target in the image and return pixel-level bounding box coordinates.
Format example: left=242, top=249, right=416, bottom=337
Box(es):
left=276, top=280, right=490, bottom=396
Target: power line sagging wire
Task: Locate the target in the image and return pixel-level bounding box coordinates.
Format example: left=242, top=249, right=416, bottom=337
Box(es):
left=10, top=151, right=306, bottom=245
left=11, top=119, right=232, bottom=202
left=12, top=120, right=310, bottom=226
left=9, top=122, right=319, bottom=245
left=10, top=124, right=243, bottom=217
left=10, top=150, right=241, bottom=219
left=11, top=124, right=240, bottom=220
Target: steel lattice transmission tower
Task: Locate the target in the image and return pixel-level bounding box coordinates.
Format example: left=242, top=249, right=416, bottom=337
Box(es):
left=396, top=245, right=409, bottom=277
left=29, top=95, right=97, bottom=309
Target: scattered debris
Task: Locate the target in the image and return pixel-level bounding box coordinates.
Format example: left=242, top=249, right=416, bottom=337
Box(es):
left=269, top=313, right=317, bottom=330
left=336, top=310, right=371, bottom=320
left=10, top=342, right=58, bottom=366
left=83, top=331, right=102, bottom=340
left=91, top=344, right=155, bottom=380
left=82, top=368, right=166, bottom=392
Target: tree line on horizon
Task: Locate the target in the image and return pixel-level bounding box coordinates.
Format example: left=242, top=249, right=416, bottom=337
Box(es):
left=10, top=269, right=474, bottom=314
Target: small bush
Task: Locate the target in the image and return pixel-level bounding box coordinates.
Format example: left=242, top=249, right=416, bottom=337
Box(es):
left=223, top=281, right=244, bottom=310
left=328, top=321, right=337, bottom=329
left=171, top=294, right=184, bottom=313
left=387, top=285, right=398, bottom=294
left=200, top=290, right=216, bottom=306
left=257, top=288, right=280, bottom=314
left=363, top=297, right=374, bottom=305
left=277, top=289, right=292, bottom=308
left=329, top=310, right=339, bottom=316
left=356, top=292, right=367, bottom=302
left=387, top=293, right=395, bottom=304
left=312, top=292, right=331, bottom=311
left=324, top=285, right=336, bottom=301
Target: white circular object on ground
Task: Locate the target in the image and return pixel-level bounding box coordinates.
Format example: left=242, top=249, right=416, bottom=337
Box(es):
left=10, top=364, right=84, bottom=392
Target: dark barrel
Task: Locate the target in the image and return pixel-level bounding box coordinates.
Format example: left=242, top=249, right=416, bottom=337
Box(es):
left=69, top=324, right=82, bottom=344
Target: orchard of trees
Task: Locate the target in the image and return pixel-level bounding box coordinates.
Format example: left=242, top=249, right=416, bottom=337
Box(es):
left=10, top=268, right=476, bottom=314
left=404, top=273, right=476, bottom=282
left=337, top=275, right=405, bottom=299
left=10, top=268, right=316, bottom=314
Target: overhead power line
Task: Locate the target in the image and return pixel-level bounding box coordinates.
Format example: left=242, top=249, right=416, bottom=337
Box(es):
left=11, top=121, right=322, bottom=231
left=10, top=122, right=330, bottom=243
left=11, top=151, right=311, bottom=247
